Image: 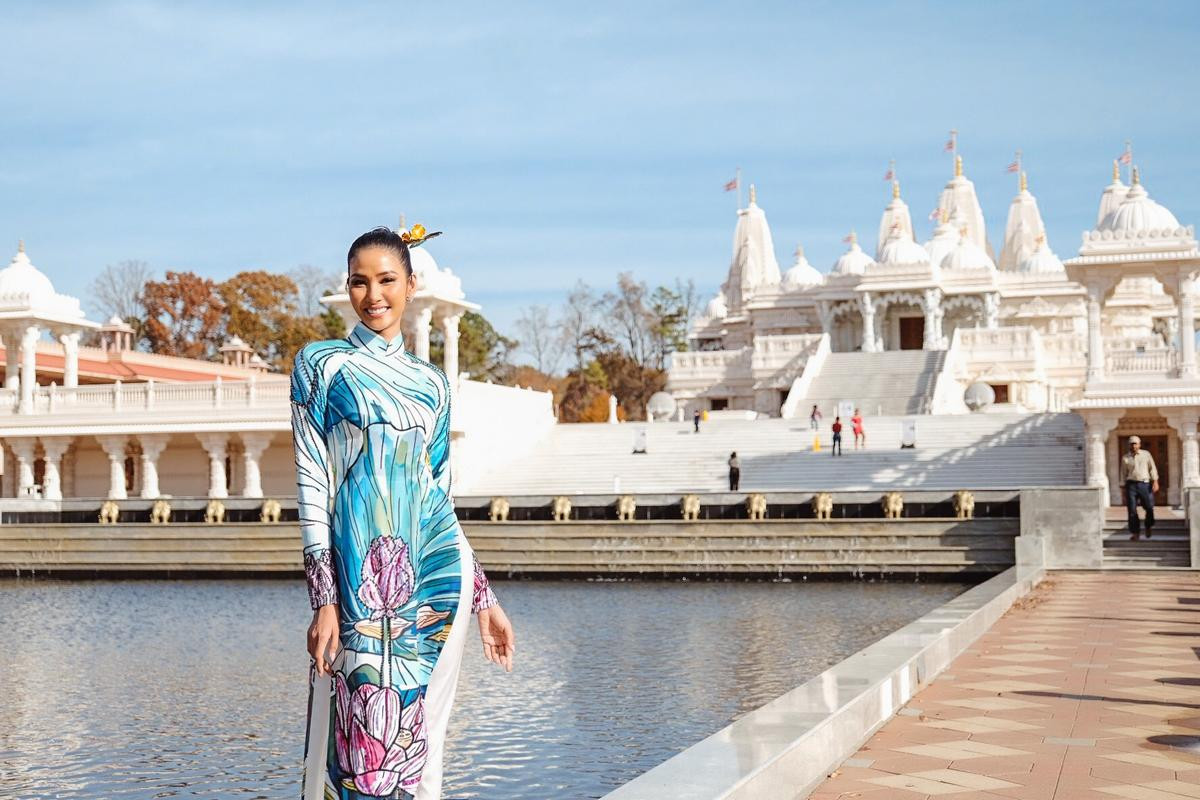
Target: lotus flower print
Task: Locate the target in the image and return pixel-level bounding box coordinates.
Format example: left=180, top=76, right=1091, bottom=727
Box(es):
left=358, top=535, right=414, bottom=620
left=334, top=674, right=428, bottom=795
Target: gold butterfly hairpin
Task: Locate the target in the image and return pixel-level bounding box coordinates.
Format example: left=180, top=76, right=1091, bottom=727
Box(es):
left=399, top=223, right=442, bottom=248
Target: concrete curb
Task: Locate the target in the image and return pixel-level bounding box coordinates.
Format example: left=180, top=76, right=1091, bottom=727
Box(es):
left=601, top=565, right=1045, bottom=800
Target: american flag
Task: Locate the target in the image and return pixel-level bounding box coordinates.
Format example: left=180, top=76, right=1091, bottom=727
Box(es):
left=943, top=130, right=957, bottom=153
left=842, top=233, right=855, bottom=244
left=883, top=167, right=894, bottom=181
left=928, top=207, right=942, bottom=221
left=1118, top=150, right=1132, bottom=165
left=1006, top=160, right=1020, bottom=173
left=723, top=176, right=739, bottom=192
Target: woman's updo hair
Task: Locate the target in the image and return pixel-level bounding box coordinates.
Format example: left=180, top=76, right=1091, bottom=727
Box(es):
left=347, top=227, right=413, bottom=278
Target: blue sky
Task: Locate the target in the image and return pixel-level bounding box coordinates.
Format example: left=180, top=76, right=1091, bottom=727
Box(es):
left=2, top=1, right=1199, bottom=357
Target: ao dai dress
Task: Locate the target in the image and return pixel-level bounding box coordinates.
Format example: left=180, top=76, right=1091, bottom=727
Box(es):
left=290, top=322, right=497, bottom=800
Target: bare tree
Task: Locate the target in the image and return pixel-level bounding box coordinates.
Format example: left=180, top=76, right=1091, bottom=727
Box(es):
left=90, top=260, right=153, bottom=322
left=514, top=304, right=565, bottom=375
left=289, top=264, right=343, bottom=316
left=603, top=272, right=654, bottom=367
left=560, top=281, right=599, bottom=371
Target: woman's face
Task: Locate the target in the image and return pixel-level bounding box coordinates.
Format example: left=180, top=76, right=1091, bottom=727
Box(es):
left=347, top=246, right=417, bottom=341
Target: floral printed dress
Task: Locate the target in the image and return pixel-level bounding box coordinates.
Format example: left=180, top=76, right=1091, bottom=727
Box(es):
left=291, top=321, right=497, bottom=800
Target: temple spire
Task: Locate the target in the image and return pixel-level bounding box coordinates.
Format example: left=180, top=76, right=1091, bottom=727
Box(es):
left=1019, top=171, right=1027, bottom=193
left=892, top=180, right=900, bottom=199
left=748, top=183, right=757, bottom=206
left=17, top=239, right=24, bottom=254
left=1112, top=159, right=1120, bottom=182
left=1132, top=165, right=1140, bottom=186
left=955, top=155, right=963, bottom=177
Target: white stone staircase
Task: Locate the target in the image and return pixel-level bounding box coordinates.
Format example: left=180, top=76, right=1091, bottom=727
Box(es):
left=801, top=350, right=947, bottom=417
left=464, top=412, right=1084, bottom=495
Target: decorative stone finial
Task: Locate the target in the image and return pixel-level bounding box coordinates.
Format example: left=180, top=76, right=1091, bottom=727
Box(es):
left=17, top=239, right=24, bottom=254
left=1019, top=171, right=1027, bottom=193
left=1113, top=159, right=1120, bottom=182
left=954, top=155, right=963, bottom=177
left=1132, top=165, right=1140, bottom=185
left=794, top=244, right=805, bottom=262
left=892, top=180, right=900, bottom=199
left=848, top=230, right=857, bottom=246
left=940, top=207, right=949, bottom=224
left=749, top=184, right=757, bottom=205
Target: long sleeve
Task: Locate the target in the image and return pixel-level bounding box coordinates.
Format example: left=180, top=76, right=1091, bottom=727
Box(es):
left=290, top=347, right=338, bottom=610
left=1147, top=453, right=1159, bottom=482
left=426, top=369, right=498, bottom=613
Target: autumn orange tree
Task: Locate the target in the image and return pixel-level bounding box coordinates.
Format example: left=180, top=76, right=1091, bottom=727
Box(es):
left=141, top=271, right=227, bottom=359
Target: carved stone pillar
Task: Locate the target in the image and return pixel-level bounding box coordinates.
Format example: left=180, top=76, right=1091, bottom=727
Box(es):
left=4, top=328, right=17, bottom=391
left=8, top=438, right=36, bottom=497
left=983, top=292, right=1000, bottom=330
left=19, top=324, right=39, bottom=414
left=923, top=288, right=944, bottom=351
left=137, top=434, right=169, bottom=499
left=1179, top=272, right=1197, bottom=379
left=1164, top=409, right=1200, bottom=490
left=60, top=331, right=81, bottom=388
left=1086, top=285, right=1105, bottom=383
left=39, top=437, right=71, bottom=500
left=442, top=313, right=462, bottom=388
left=239, top=432, right=272, bottom=498
left=96, top=435, right=129, bottom=499
left=1083, top=411, right=1122, bottom=502
left=195, top=433, right=230, bottom=499
left=414, top=306, right=433, bottom=362
left=859, top=292, right=878, bottom=353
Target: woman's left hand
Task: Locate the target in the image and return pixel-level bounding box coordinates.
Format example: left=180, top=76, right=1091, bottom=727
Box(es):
left=478, top=605, right=515, bottom=672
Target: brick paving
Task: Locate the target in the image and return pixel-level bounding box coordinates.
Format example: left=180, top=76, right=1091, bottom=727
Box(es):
left=810, top=571, right=1200, bottom=799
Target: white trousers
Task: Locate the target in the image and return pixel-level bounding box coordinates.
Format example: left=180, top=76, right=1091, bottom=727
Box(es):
left=302, top=534, right=474, bottom=800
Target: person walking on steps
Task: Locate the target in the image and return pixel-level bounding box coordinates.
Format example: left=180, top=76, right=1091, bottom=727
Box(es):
left=693, top=408, right=701, bottom=433
left=809, top=404, right=822, bottom=431
left=728, top=451, right=740, bottom=491
left=852, top=408, right=865, bottom=449
left=831, top=417, right=843, bottom=456
left=1121, top=435, right=1158, bottom=542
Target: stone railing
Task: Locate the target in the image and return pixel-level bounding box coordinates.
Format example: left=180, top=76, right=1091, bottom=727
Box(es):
left=750, top=333, right=824, bottom=371
left=667, top=347, right=751, bottom=384
left=1105, top=348, right=1177, bottom=374
left=956, top=325, right=1041, bottom=358
left=0, top=378, right=290, bottom=416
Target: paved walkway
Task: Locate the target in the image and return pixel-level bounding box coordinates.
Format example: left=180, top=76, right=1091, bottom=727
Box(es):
left=811, top=571, right=1200, bottom=799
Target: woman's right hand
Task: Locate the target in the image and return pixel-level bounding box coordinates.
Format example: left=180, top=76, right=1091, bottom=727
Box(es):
left=308, top=604, right=340, bottom=677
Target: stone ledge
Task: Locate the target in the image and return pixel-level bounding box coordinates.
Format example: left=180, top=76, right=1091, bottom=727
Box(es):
left=601, top=565, right=1044, bottom=800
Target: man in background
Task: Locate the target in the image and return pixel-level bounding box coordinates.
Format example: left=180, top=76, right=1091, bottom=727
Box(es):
left=1120, top=435, right=1159, bottom=542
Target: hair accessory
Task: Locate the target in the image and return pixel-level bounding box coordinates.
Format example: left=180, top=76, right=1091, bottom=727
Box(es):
left=399, top=223, right=442, bottom=248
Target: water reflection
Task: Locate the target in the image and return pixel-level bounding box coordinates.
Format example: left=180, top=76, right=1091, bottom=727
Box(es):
left=0, top=577, right=966, bottom=799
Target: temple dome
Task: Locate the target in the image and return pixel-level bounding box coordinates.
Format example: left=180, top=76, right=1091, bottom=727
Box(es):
left=0, top=244, right=59, bottom=310
left=1018, top=237, right=1064, bottom=273
left=878, top=226, right=930, bottom=266
left=832, top=233, right=874, bottom=276
left=410, top=247, right=465, bottom=300
left=705, top=291, right=728, bottom=318
left=782, top=245, right=823, bottom=288
left=941, top=229, right=996, bottom=271
left=924, top=210, right=958, bottom=271
left=998, top=172, right=1049, bottom=271
left=937, top=155, right=994, bottom=258
left=1097, top=168, right=1180, bottom=235
left=875, top=181, right=915, bottom=260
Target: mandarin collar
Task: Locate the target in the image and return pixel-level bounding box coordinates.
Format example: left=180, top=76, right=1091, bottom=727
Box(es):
left=349, top=321, right=407, bottom=356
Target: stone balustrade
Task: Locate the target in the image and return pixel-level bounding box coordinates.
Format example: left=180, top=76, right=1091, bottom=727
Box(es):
left=1105, top=347, right=1178, bottom=374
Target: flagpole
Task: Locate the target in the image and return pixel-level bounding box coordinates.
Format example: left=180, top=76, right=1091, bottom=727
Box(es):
left=1125, top=139, right=1133, bottom=183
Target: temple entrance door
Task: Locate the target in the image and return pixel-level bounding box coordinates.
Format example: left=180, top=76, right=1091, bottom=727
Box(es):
left=898, top=317, right=925, bottom=350
left=1118, top=434, right=1169, bottom=505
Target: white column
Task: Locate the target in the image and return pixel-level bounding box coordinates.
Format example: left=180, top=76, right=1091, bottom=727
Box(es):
left=923, top=289, right=944, bottom=351
left=8, top=438, right=36, bottom=497
left=4, top=328, right=17, bottom=391
left=859, top=293, right=878, bottom=353
left=137, top=434, right=169, bottom=499
left=19, top=324, right=39, bottom=414
left=983, top=292, right=1000, bottom=330
left=1179, top=273, right=1197, bottom=379
left=1164, top=409, right=1200, bottom=490
left=96, top=435, right=129, bottom=499
left=39, top=437, right=70, bottom=500
left=1086, top=285, right=1105, bottom=383
left=195, top=433, right=230, bottom=499
left=414, top=306, right=433, bottom=362
left=442, top=313, right=462, bottom=387
left=239, top=432, right=272, bottom=498
left=1083, top=411, right=1121, bottom=503
left=59, top=331, right=80, bottom=388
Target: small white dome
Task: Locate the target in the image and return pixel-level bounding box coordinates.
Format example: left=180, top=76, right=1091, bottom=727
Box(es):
left=1018, top=238, right=1064, bottom=273
left=832, top=235, right=874, bottom=276
left=941, top=231, right=996, bottom=271
left=705, top=292, right=728, bottom=318
left=782, top=245, right=823, bottom=288
left=1097, top=169, right=1180, bottom=234
left=878, top=228, right=930, bottom=266
left=924, top=213, right=958, bottom=271
left=409, top=247, right=438, bottom=279
left=0, top=246, right=59, bottom=310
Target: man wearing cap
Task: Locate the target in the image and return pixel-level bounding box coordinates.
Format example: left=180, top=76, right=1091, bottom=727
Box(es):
left=1120, top=435, right=1159, bottom=541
